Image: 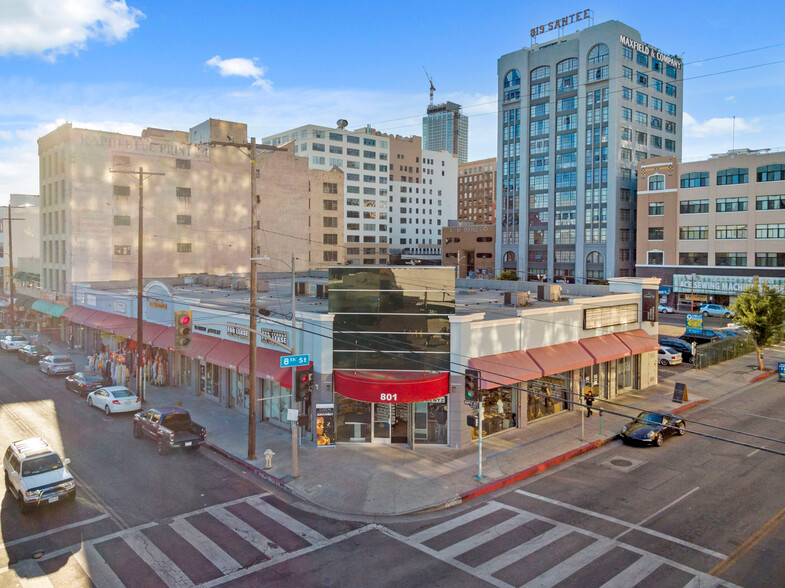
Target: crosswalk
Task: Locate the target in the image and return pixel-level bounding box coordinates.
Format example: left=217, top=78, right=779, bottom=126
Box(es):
left=1, top=492, right=364, bottom=588
left=382, top=495, right=741, bottom=588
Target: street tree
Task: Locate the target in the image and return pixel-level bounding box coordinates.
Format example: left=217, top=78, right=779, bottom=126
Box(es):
left=731, top=278, right=785, bottom=370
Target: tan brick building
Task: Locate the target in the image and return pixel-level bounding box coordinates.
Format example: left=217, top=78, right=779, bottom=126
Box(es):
left=458, top=158, right=496, bottom=224
left=636, top=149, right=785, bottom=308
left=37, top=120, right=344, bottom=296
left=442, top=223, right=495, bottom=278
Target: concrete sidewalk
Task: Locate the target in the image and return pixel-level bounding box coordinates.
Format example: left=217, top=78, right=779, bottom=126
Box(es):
left=47, top=335, right=785, bottom=517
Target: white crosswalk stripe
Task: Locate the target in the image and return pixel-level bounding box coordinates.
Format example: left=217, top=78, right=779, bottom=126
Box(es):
left=438, top=512, right=534, bottom=560
left=247, top=496, right=327, bottom=544
left=478, top=525, right=573, bottom=576
left=408, top=502, right=503, bottom=544
left=521, top=537, right=609, bottom=588
left=597, top=554, right=662, bottom=588
left=208, top=506, right=287, bottom=559
left=123, top=530, right=194, bottom=588
left=70, top=543, right=125, bottom=588
left=169, top=518, right=241, bottom=575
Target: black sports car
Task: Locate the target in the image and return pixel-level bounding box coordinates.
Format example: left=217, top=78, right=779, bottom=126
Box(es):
left=619, top=411, right=686, bottom=447
left=65, top=372, right=108, bottom=396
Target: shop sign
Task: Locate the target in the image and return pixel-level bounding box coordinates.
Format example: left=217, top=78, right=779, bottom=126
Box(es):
left=674, top=274, right=785, bottom=294
left=686, top=314, right=703, bottom=335
left=778, top=363, right=785, bottom=382
left=316, top=404, right=335, bottom=447
left=659, top=286, right=672, bottom=295
left=148, top=299, right=167, bottom=310
left=619, top=35, right=682, bottom=69
left=531, top=9, right=591, bottom=38
left=114, top=300, right=127, bottom=314
left=86, top=294, right=97, bottom=307
left=227, top=323, right=289, bottom=347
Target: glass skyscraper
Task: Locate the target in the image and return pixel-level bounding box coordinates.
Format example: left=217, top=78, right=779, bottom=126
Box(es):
left=423, top=101, right=468, bottom=164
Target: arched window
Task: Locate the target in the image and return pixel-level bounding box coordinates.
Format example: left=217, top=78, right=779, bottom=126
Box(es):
left=586, top=251, right=604, bottom=264
left=556, top=58, right=578, bottom=74
left=648, top=174, right=665, bottom=191
left=588, top=44, right=609, bottom=65
left=585, top=251, right=605, bottom=282
left=504, top=69, right=521, bottom=88
left=503, top=251, right=517, bottom=263
left=530, top=66, right=550, bottom=82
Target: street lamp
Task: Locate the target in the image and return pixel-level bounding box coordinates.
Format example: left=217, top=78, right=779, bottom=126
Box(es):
left=3, top=203, right=34, bottom=335
left=254, top=254, right=299, bottom=478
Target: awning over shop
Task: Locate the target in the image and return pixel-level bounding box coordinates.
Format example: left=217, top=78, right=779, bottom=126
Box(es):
left=177, top=333, right=220, bottom=361
left=204, top=340, right=250, bottom=371
left=143, top=323, right=170, bottom=346
left=70, top=307, right=100, bottom=325
left=579, top=334, right=632, bottom=364
left=469, top=351, right=542, bottom=390
left=615, top=329, right=660, bottom=354
left=61, top=305, right=84, bottom=320
left=334, top=370, right=449, bottom=403
left=99, top=314, right=138, bottom=337
left=275, top=363, right=313, bottom=389
left=31, top=300, right=69, bottom=318
left=527, top=341, right=595, bottom=377
left=83, top=310, right=115, bottom=330
left=237, top=347, right=286, bottom=380
left=15, top=294, right=36, bottom=309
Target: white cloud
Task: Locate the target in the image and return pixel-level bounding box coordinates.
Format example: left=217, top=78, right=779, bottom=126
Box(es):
left=725, top=95, right=736, bottom=102
left=206, top=56, right=272, bottom=91
left=0, top=0, right=144, bottom=60
left=683, top=112, right=760, bottom=139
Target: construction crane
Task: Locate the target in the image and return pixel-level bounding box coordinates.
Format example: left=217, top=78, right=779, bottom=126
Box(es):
left=423, top=66, right=435, bottom=105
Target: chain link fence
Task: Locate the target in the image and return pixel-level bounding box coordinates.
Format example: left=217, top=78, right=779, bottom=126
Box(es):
left=693, top=331, right=785, bottom=370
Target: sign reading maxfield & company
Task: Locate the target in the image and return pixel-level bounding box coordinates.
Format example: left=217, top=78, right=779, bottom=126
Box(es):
left=673, top=274, right=785, bottom=294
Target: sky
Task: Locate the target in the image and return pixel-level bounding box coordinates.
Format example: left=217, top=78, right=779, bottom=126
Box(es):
left=1, top=0, right=784, bottom=203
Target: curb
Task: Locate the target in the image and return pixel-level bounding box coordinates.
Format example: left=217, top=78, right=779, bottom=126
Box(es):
left=750, top=370, right=775, bottom=384
left=205, top=443, right=293, bottom=494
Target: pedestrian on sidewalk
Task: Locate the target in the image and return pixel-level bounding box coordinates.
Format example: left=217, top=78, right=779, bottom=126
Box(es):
left=584, top=387, right=594, bottom=418
left=435, top=405, right=447, bottom=440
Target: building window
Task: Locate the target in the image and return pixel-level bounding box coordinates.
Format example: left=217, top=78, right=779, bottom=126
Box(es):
left=621, top=107, right=632, bottom=121
left=114, top=245, right=131, bottom=255
left=716, top=197, right=748, bottom=212
left=557, top=58, right=578, bottom=73
left=324, top=251, right=338, bottom=262
left=312, top=143, right=325, bottom=152
left=588, top=44, right=609, bottom=64
left=666, top=102, right=677, bottom=116
left=530, top=66, right=550, bottom=81
left=176, top=187, right=191, bottom=200
left=679, top=226, right=708, bottom=240
left=665, top=121, right=677, bottom=134
left=756, top=224, right=785, bottom=239
left=587, top=65, right=608, bottom=82
left=635, top=111, right=648, bottom=125
left=176, top=159, right=191, bottom=169
left=636, top=52, right=648, bottom=67
left=637, top=131, right=648, bottom=145
left=346, top=135, right=359, bottom=144
left=112, top=155, right=131, bottom=168
left=664, top=139, right=676, bottom=152
left=716, top=252, right=747, bottom=266
left=648, top=174, right=664, bottom=191
left=329, top=132, right=343, bottom=142
left=176, top=215, right=191, bottom=225
left=666, top=65, right=678, bottom=78
left=680, top=172, right=709, bottom=188
left=622, top=66, right=633, bottom=81
left=647, top=251, right=664, bottom=265
left=680, top=199, right=709, bottom=214
left=717, top=168, right=748, bottom=185
left=755, top=252, right=785, bottom=267
left=177, top=243, right=192, bottom=253
left=637, top=72, right=648, bottom=86
left=679, top=252, right=708, bottom=265
left=651, top=98, right=663, bottom=112
left=504, top=69, right=521, bottom=87
left=323, top=234, right=338, bottom=245
left=636, top=92, right=648, bottom=106
left=622, top=87, right=632, bottom=100
left=648, top=227, right=664, bottom=240
left=622, top=46, right=633, bottom=60
left=621, top=127, right=632, bottom=141
left=757, top=164, right=785, bottom=182
left=113, top=215, right=131, bottom=226
left=665, top=83, right=677, bottom=97
left=756, top=195, right=785, bottom=210
left=715, top=224, right=747, bottom=239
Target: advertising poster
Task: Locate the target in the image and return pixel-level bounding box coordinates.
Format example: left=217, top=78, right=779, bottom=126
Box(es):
left=316, top=404, right=335, bottom=447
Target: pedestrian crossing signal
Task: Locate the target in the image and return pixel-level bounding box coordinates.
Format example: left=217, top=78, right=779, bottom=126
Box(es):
left=174, top=310, right=193, bottom=350
left=465, top=368, right=480, bottom=401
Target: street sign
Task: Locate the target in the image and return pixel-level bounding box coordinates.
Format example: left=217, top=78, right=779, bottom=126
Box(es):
left=686, top=313, right=703, bottom=335
left=779, top=362, right=785, bottom=382
left=464, top=400, right=480, bottom=409
left=280, top=354, right=310, bottom=368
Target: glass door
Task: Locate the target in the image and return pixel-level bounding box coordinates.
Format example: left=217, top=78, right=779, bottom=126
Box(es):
left=373, top=403, right=391, bottom=443
left=391, top=404, right=408, bottom=444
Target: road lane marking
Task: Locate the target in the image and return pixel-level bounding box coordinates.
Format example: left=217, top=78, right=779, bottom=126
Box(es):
left=438, top=512, right=535, bottom=560
left=597, top=554, right=662, bottom=588
left=0, top=514, right=109, bottom=549
left=169, top=518, right=241, bottom=575
left=522, top=537, right=609, bottom=588
left=515, top=490, right=726, bottom=560
left=710, top=503, right=785, bottom=578
left=71, top=543, right=125, bottom=588
left=479, top=525, right=573, bottom=575
left=614, top=486, right=700, bottom=541
left=209, top=507, right=286, bottom=559
left=408, top=502, right=502, bottom=544
left=123, top=530, right=194, bottom=588
left=247, top=496, right=326, bottom=544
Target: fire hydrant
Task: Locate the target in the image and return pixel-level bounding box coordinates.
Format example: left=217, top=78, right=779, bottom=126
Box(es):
left=263, top=449, right=275, bottom=469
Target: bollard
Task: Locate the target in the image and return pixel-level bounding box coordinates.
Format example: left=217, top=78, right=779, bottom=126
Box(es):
left=263, top=449, right=275, bottom=469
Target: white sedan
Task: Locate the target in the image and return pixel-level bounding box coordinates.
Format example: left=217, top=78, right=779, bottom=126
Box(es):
left=87, top=386, right=141, bottom=415
left=1, top=335, right=29, bottom=351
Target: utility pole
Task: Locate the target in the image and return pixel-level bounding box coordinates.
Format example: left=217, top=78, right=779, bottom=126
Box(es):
left=210, top=138, right=284, bottom=461
left=110, top=167, right=165, bottom=401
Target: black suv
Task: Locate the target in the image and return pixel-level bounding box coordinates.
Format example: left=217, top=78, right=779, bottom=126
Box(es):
left=659, top=338, right=694, bottom=363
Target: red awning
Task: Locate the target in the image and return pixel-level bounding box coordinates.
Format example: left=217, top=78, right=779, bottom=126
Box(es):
left=527, top=341, right=595, bottom=377
left=579, top=334, right=631, bottom=364
left=83, top=310, right=114, bottom=329
left=178, top=334, right=220, bottom=361
left=616, top=329, right=660, bottom=354
left=237, top=347, right=286, bottom=380
left=334, top=370, right=449, bottom=403
left=144, top=323, right=170, bottom=346
left=204, top=340, right=250, bottom=371
left=469, top=351, right=542, bottom=390
left=275, top=362, right=313, bottom=389
left=70, top=307, right=99, bottom=325
left=61, top=305, right=84, bottom=320
left=99, top=314, right=137, bottom=337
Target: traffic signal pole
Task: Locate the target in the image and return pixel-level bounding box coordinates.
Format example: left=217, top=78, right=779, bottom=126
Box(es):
left=477, top=401, right=484, bottom=480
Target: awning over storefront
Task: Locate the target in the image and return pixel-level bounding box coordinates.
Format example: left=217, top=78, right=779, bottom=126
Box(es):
left=237, top=347, right=286, bottom=380
left=204, top=340, right=250, bottom=371
left=579, top=334, right=632, bottom=364
left=61, top=305, right=84, bottom=320
left=70, top=307, right=100, bottom=325
left=98, top=314, right=137, bottom=336
left=334, top=370, right=449, bottom=403
left=615, top=329, right=660, bottom=354
left=469, top=351, right=543, bottom=390
left=527, top=341, right=595, bottom=377
left=143, top=324, right=170, bottom=346
left=178, top=334, right=220, bottom=361
left=83, top=310, right=115, bottom=330
left=31, top=300, right=69, bottom=318
left=15, top=294, right=36, bottom=309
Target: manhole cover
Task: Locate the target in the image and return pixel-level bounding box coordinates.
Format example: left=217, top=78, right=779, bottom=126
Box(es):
left=599, top=455, right=646, bottom=473
left=32, top=550, right=45, bottom=559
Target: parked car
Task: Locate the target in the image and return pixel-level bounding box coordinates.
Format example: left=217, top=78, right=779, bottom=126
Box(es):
left=39, top=355, right=76, bottom=376
left=1, top=335, right=30, bottom=351
left=133, top=408, right=207, bottom=454
left=17, top=344, right=51, bottom=365
left=65, top=372, right=107, bottom=396
left=658, top=338, right=694, bottom=363
left=3, top=437, right=76, bottom=514
left=658, top=304, right=675, bottom=314
left=658, top=345, right=683, bottom=366
left=620, top=411, right=686, bottom=447
left=717, top=329, right=740, bottom=338
left=680, top=332, right=721, bottom=346
left=87, top=386, right=141, bottom=415
left=699, top=303, right=734, bottom=318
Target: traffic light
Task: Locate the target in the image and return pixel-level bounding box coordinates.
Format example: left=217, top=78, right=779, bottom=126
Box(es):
left=465, top=368, right=480, bottom=402
left=174, top=310, right=193, bottom=350
left=295, top=367, right=314, bottom=402
left=466, top=415, right=479, bottom=428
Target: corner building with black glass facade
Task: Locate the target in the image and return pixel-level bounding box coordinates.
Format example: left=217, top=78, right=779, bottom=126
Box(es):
left=496, top=20, right=683, bottom=284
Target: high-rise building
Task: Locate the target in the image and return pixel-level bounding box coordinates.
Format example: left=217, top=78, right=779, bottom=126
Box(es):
left=458, top=158, right=496, bottom=224
left=1, top=193, right=40, bottom=295
left=496, top=20, right=683, bottom=282
left=423, top=101, right=468, bottom=164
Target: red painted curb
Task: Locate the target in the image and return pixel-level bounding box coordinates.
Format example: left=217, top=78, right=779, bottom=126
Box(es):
left=206, top=443, right=292, bottom=493
left=671, top=399, right=709, bottom=414
left=750, top=370, right=775, bottom=383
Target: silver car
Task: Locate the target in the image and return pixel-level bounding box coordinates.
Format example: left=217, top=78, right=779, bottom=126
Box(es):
left=39, top=355, right=76, bottom=376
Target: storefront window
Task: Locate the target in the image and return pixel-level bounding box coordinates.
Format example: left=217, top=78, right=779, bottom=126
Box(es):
left=472, top=387, right=517, bottom=439
left=414, top=397, right=448, bottom=444
left=178, top=355, right=192, bottom=389
left=336, top=395, right=371, bottom=442
left=201, top=363, right=220, bottom=400
left=527, top=376, right=568, bottom=422
left=231, top=372, right=249, bottom=410
left=261, top=379, right=288, bottom=423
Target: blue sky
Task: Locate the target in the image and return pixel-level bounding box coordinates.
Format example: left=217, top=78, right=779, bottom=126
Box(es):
left=1, top=0, right=784, bottom=201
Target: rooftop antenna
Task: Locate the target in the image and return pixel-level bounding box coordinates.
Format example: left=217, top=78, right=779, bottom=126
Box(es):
left=423, top=66, right=435, bottom=105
